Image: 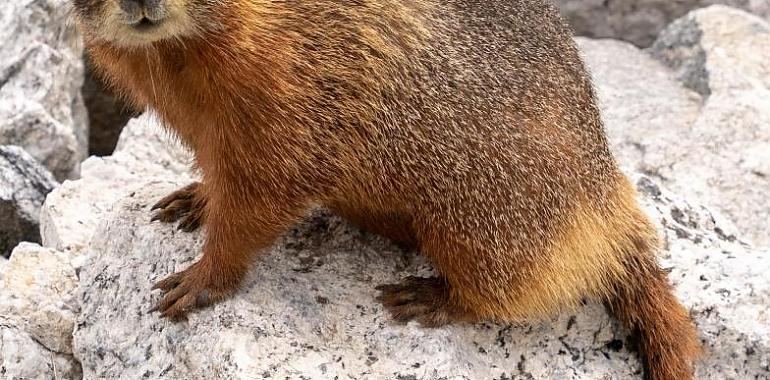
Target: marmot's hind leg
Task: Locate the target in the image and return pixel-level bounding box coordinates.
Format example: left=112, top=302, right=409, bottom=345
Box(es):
left=151, top=182, right=206, bottom=232
left=376, top=276, right=474, bottom=327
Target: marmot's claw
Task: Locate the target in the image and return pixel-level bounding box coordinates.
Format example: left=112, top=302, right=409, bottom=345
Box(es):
left=177, top=211, right=202, bottom=232
left=150, top=263, right=230, bottom=320
left=152, top=182, right=198, bottom=210
left=150, top=182, right=205, bottom=231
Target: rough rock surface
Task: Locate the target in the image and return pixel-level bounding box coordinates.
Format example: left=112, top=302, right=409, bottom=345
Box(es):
left=0, top=243, right=82, bottom=379
left=649, top=6, right=770, bottom=246
left=71, top=176, right=769, bottom=379
left=1, top=243, right=78, bottom=355
left=555, top=0, right=770, bottom=47
left=40, top=113, right=191, bottom=258
left=0, top=145, right=58, bottom=258
left=75, top=184, right=640, bottom=379
left=0, top=0, right=88, bottom=180
left=42, top=115, right=764, bottom=378
left=0, top=325, right=81, bottom=380
left=576, top=38, right=703, bottom=176
left=652, top=5, right=770, bottom=97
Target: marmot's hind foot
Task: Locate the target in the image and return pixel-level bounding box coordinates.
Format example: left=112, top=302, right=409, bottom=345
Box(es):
left=376, top=276, right=468, bottom=327
left=151, top=182, right=205, bottom=232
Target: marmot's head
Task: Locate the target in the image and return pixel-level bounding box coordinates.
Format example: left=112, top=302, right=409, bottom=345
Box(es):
left=72, top=0, right=217, bottom=47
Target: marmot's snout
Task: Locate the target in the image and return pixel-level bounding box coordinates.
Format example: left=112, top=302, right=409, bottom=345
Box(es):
left=74, top=0, right=197, bottom=47
left=118, top=0, right=166, bottom=29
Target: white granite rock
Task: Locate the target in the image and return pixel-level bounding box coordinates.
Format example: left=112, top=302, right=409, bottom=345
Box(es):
left=634, top=177, right=769, bottom=379
left=555, top=0, right=770, bottom=47
left=0, top=145, right=58, bottom=258
left=648, top=6, right=770, bottom=246
left=0, top=0, right=88, bottom=180
left=0, top=325, right=81, bottom=380
left=40, top=113, right=192, bottom=260
left=652, top=5, right=770, bottom=97
left=0, top=242, right=81, bottom=379
left=1, top=242, right=78, bottom=355
left=53, top=110, right=767, bottom=380
left=68, top=175, right=769, bottom=379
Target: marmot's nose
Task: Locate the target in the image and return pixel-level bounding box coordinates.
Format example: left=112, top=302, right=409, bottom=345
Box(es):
left=119, top=0, right=145, bottom=13
left=119, top=0, right=163, bottom=12
left=119, top=0, right=165, bottom=20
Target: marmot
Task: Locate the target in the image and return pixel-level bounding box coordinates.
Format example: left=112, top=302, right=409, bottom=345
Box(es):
left=73, top=0, right=700, bottom=378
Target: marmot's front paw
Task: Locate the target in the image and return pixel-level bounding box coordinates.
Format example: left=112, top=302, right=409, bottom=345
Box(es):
left=151, top=182, right=205, bottom=232
left=150, top=262, right=234, bottom=320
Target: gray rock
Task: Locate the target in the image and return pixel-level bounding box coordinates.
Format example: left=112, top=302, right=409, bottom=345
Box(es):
left=0, top=243, right=81, bottom=380
left=554, top=0, right=770, bottom=47
left=1, top=243, right=78, bottom=355
left=0, top=325, right=81, bottom=380
left=651, top=5, right=770, bottom=97
left=635, top=177, right=768, bottom=380
left=648, top=6, right=770, bottom=246
left=0, top=0, right=88, bottom=180
left=55, top=111, right=766, bottom=379
left=40, top=113, right=191, bottom=258
left=0, top=145, right=58, bottom=258
left=69, top=177, right=769, bottom=379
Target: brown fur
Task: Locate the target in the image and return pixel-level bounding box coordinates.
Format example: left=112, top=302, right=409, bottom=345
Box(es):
left=73, top=0, right=700, bottom=378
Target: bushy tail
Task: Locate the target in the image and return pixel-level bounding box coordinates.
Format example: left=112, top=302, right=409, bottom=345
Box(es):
left=607, top=251, right=701, bottom=380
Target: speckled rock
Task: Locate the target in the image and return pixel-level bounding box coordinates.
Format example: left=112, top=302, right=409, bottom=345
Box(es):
left=635, top=177, right=769, bottom=379
left=0, top=242, right=81, bottom=379
left=40, top=112, right=192, bottom=259
left=75, top=183, right=633, bottom=380
left=69, top=172, right=769, bottom=379
left=1, top=242, right=78, bottom=355
left=0, top=325, right=81, bottom=380
left=651, top=5, right=770, bottom=97
left=648, top=6, right=770, bottom=246
left=0, top=0, right=88, bottom=180
left=0, top=145, right=58, bottom=258
left=555, top=0, right=770, bottom=47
